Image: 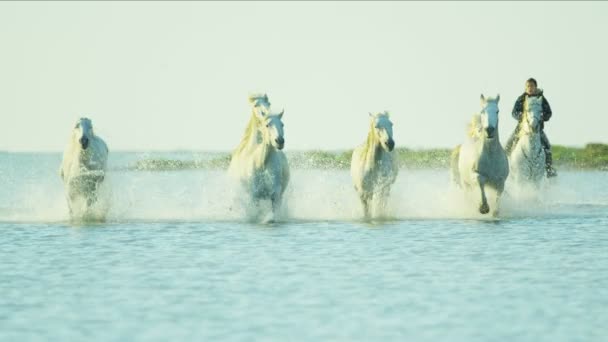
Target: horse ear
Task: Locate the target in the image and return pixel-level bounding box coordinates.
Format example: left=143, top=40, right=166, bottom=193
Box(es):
left=369, top=112, right=373, bottom=118
left=480, top=94, right=485, bottom=101
left=278, top=109, right=284, bottom=119
left=496, top=94, right=500, bottom=102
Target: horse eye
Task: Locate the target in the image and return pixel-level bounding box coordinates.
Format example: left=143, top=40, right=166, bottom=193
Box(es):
left=266, top=124, right=270, bottom=128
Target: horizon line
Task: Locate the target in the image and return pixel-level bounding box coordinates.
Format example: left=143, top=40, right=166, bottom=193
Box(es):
left=1, top=143, right=604, bottom=154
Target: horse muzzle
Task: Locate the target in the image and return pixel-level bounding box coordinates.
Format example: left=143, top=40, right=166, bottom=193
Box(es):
left=485, top=127, right=496, bottom=139
left=80, top=136, right=89, bottom=149
left=275, top=137, right=285, bottom=150
left=387, top=139, right=395, bottom=151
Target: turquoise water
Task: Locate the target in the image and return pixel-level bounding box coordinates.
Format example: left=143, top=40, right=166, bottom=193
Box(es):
left=1, top=152, right=607, bottom=341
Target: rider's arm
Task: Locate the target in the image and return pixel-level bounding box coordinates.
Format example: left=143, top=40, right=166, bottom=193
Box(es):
left=542, top=97, right=552, bottom=121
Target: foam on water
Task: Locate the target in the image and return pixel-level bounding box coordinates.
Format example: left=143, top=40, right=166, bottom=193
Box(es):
left=1, top=153, right=606, bottom=223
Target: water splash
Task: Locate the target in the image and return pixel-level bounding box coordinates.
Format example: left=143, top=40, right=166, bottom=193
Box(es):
left=1, top=153, right=606, bottom=223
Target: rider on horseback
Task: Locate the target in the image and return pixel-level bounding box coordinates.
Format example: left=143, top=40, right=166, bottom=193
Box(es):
left=504, top=78, right=557, bottom=178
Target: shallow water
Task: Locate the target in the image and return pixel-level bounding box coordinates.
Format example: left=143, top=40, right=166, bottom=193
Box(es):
left=1, top=152, right=607, bottom=341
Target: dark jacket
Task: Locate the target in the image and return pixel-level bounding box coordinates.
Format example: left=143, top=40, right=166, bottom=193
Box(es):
left=511, top=90, right=553, bottom=125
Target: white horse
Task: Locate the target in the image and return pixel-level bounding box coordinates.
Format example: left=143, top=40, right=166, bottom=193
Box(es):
left=451, top=95, right=508, bottom=216
left=228, top=94, right=289, bottom=222
left=351, top=111, right=398, bottom=219
left=60, top=117, right=109, bottom=221
left=508, top=96, right=546, bottom=189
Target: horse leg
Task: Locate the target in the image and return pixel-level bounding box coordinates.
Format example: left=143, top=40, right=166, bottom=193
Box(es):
left=86, top=183, right=98, bottom=208
left=492, top=182, right=505, bottom=218
left=359, top=193, right=370, bottom=219
left=376, top=188, right=390, bottom=218
left=245, top=192, right=261, bottom=222
left=85, top=178, right=102, bottom=211
left=67, top=189, right=80, bottom=220
left=475, top=173, right=490, bottom=214
left=270, top=191, right=283, bottom=219
left=67, top=199, right=74, bottom=218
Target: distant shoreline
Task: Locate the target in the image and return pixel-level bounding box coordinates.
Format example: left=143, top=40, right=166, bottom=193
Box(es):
left=126, top=144, right=608, bottom=171
left=3, top=144, right=607, bottom=171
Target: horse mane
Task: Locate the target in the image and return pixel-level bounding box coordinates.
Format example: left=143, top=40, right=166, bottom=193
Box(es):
left=523, top=95, right=543, bottom=115
left=232, top=111, right=269, bottom=169
left=468, top=113, right=482, bottom=138
left=360, top=112, right=390, bottom=170
left=525, top=95, right=543, bottom=104
left=522, top=90, right=543, bottom=110
left=233, top=112, right=258, bottom=156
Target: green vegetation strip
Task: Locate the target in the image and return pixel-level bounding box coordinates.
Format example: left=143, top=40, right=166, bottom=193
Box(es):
left=130, top=144, right=608, bottom=171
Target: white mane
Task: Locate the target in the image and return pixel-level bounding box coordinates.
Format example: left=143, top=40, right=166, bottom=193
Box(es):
left=468, top=113, right=482, bottom=138
left=525, top=96, right=543, bottom=111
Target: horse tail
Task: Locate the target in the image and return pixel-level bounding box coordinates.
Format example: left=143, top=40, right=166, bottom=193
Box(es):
left=450, top=144, right=461, bottom=186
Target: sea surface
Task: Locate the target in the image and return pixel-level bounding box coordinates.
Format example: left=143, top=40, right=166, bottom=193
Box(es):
left=1, top=152, right=607, bottom=341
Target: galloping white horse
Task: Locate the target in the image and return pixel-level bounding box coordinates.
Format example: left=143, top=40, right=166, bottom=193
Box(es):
left=451, top=95, right=508, bottom=216
left=508, top=96, right=546, bottom=189
left=351, top=111, right=398, bottom=219
left=228, top=94, right=289, bottom=222
left=60, top=117, right=109, bottom=220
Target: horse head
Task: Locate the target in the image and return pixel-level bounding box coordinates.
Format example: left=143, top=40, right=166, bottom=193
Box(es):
left=73, top=117, right=95, bottom=150
left=248, top=93, right=271, bottom=111
left=370, top=111, right=395, bottom=152
left=523, top=96, right=543, bottom=133
left=479, top=94, right=500, bottom=139
left=255, top=107, right=285, bottom=150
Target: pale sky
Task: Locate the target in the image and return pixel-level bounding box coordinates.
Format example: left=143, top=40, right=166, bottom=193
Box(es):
left=1, top=1, right=606, bottom=152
